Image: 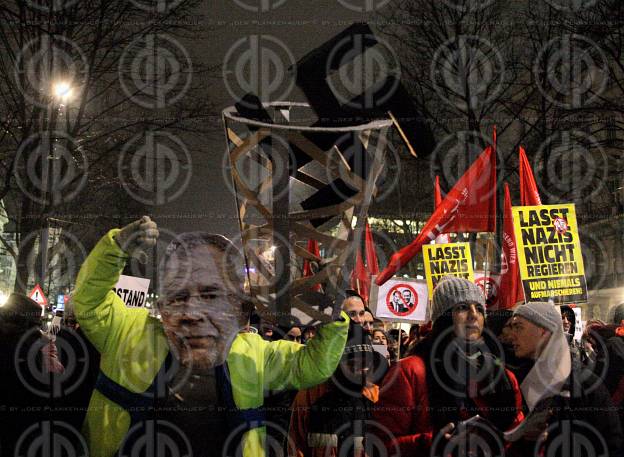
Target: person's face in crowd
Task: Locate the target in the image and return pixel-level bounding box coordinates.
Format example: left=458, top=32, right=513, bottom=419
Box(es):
left=64, top=316, right=79, bottom=330
left=262, top=326, right=273, bottom=339
left=362, top=311, right=374, bottom=335
left=286, top=326, right=302, bottom=342
left=561, top=312, right=572, bottom=334
left=159, top=244, right=245, bottom=373
left=400, top=330, right=409, bottom=344
left=510, top=316, right=552, bottom=360
left=452, top=302, right=485, bottom=341
left=340, top=354, right=370, bottom=386
left=372, top=330, right=387, bottom=346
left=499, top=317, right=514, bottom=345
left=303, top=327, right=316, bottom=341
left=343, top=296, right=366, bottom=324
left=402, top=289, right=412, bottom=304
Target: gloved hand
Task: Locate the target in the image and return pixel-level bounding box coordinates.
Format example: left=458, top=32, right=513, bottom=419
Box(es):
left=114, top=216, right=159, bottom=263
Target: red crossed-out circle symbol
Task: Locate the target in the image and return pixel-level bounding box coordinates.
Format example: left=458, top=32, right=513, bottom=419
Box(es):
left=553, top=216, right=569, bottom=235
left=385, top=284, right=418, bottom=317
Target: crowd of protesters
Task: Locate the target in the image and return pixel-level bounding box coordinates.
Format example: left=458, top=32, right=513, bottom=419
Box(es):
left=2, top=217, right=624, bottom=456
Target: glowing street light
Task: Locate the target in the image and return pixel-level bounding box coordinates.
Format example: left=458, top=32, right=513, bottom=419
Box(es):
left=52, top=81, right=73, bottom=101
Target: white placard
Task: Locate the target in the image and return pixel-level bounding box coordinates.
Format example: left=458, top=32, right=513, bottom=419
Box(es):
left=573, top=307, right=582, bottom=342
left=369, top=276, right=429, bottom=322
left=112, top=275, right=150, bottom=308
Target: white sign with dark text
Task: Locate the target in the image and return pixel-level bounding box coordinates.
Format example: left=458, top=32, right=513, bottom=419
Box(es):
left=113, top=275, right=150, bottom=308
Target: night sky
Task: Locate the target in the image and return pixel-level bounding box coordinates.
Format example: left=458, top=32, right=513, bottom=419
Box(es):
left=153, top=0, right=377, bottom=238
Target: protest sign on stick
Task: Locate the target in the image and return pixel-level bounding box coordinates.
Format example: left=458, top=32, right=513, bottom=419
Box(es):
left=423, top=242, right=475, bottom=299
left=512, top=204, right=587, bottom=304
left=369, top=277, right=428, bottom=323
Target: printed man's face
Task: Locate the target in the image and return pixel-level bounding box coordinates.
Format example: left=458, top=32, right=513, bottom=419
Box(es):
left=159, top=244, right=245, bottom=373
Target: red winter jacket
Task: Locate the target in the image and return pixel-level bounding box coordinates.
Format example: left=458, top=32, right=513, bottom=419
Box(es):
left=372, top=355, right=524, bottom=456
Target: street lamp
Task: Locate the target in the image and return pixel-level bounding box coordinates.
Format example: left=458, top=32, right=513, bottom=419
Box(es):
left=37, top=80, right=74, bottom=289
left=52, top=81, right=73, bottom=101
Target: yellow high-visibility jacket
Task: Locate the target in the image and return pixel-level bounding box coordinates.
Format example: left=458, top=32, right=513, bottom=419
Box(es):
left=73, top=229, right=349, bottom=457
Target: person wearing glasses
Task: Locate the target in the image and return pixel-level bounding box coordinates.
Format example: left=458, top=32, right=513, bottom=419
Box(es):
left=72, top=217, right=349, bottom=457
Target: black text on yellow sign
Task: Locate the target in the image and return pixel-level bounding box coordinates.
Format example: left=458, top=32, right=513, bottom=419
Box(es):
left=423, top=242, right=475, bottom=299
left=512, top=204, right=587, bottom=303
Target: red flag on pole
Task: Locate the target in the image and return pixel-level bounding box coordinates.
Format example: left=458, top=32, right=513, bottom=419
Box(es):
left=519, top=146, right=542, bottom=206
left=303, top=239, right=322, bottom=292
left=376, top=146, right=497, bottom=285
left=434, top=175, right=451, bottom=244
left=495, top=184, right=524, bottom=310
left=350, top=249, right=370, bottom=303
left=364, top=223, right=379, bottom=276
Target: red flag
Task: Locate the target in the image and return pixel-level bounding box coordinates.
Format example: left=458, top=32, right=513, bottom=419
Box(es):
left=434, top=176, right=451, bottom=244
left=350, top=249, right=370, bottom=303
left=365, top=223, right=379, bottom=276
left=519, top=146, right=542, bottom=206
left=495, top=184, right=524, bottom=310
left=303, top=239, right=322, bottom=292
left=376, top=146, right=497, bottom=285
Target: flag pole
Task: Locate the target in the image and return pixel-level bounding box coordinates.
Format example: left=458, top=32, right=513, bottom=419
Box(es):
left=493, top=126, right=504, bottom=275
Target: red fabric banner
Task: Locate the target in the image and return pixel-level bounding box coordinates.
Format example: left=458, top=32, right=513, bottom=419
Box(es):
left=519, top=146, right=542, bottom=206
left=495, top=184, right=524, bottom=310
left=377, top=146, right=497, bottom=285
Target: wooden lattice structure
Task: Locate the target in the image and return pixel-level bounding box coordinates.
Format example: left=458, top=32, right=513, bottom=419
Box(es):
left=222, top=102, right=392, bottom=326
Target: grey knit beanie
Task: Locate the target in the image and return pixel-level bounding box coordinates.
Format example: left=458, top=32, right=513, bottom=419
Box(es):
left=430, top=276, right=485, bottom=322
left=513, top=301, right=562, bottom=333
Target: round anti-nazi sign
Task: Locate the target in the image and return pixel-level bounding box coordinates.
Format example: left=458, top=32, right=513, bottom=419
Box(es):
left=553, top=217, right=569, bottom=235
left=386, top=284, right=417, bottom=317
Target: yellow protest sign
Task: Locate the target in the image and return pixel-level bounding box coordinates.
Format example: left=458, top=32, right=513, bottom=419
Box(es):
left=423, top=242, right=474, bottom=299
left=512, top=204, right=587, bottom=303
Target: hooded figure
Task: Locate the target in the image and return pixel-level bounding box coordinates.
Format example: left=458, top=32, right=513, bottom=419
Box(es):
left=373, top=276, right=524, bottom=457
left=609, top=303, right=624, bottom=325
left=559, top=305, right=576, bottom=342
left=510, top=302, right=624, bottom=456
left=289, top=322, right=388, bottom=456
left=0, top=294, right=56, bottom=455
left=512, top=302, right=572, bottom=412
